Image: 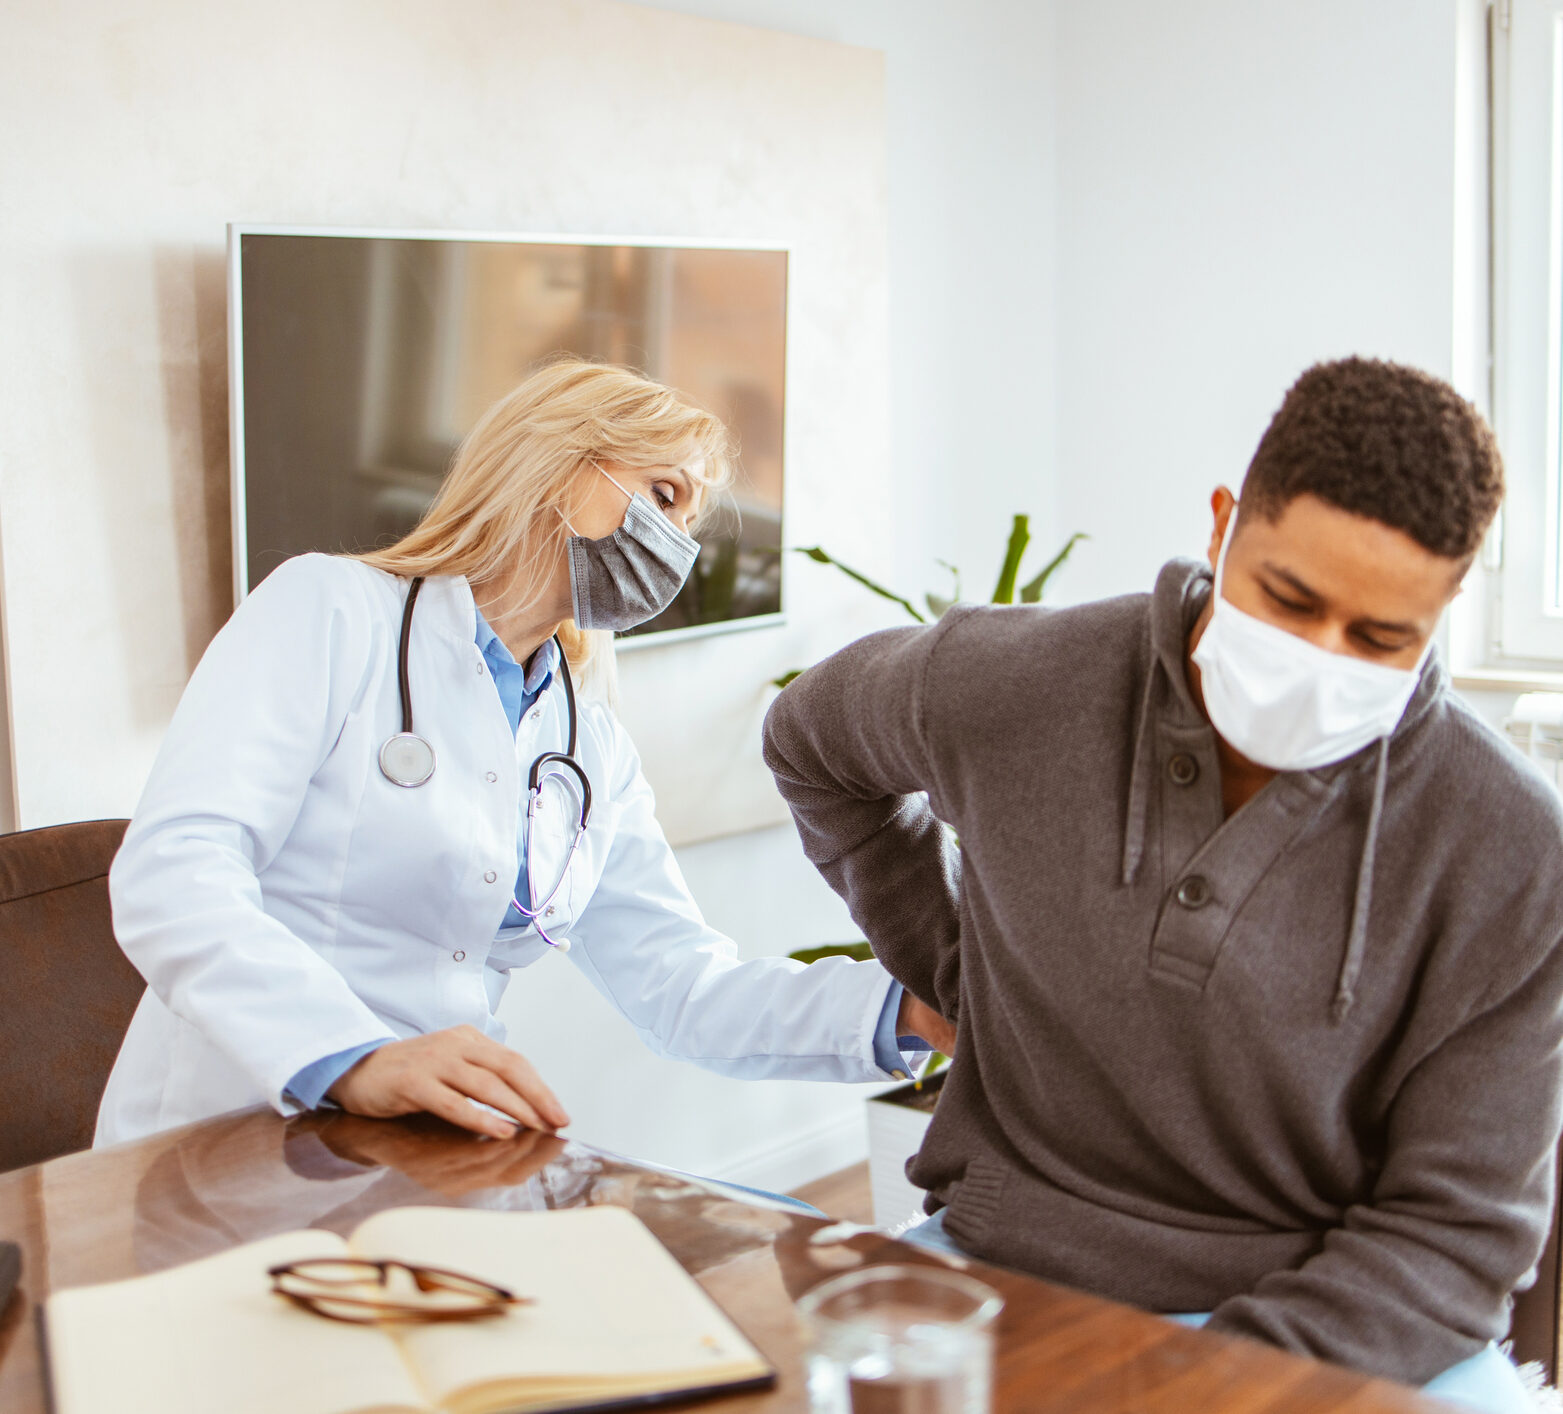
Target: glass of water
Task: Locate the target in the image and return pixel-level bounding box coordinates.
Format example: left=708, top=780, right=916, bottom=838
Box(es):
left=796, top=1263, right=1004, bottom=1414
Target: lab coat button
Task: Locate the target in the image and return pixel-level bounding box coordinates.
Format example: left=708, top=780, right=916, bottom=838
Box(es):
left=1175, top=875, right=1212, bottom=909
left=485, top=771, right=498, bottom=783
left=544, top=905, right=556, bottom=918
left=483, top=870, right=497, bottom=883
left=1168, top=753, right=1198, bottom=786
left=529, top=710, right=541, bottom=722
left=453, top=950, right=466, bottom=962
left=476, top=663, right=485, bottom=676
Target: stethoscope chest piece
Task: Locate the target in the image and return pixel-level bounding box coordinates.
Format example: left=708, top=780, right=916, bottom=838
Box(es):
left=379, top=576, right=438, bottom=789
left=380, top=732, right=436, bottom=788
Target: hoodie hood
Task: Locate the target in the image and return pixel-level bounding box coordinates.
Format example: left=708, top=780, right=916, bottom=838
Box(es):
left=1122, top=558, right=1448, bottom=1021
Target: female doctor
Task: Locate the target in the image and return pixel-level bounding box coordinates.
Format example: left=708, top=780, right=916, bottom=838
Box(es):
left=97, top=359, right=950, bottom=1146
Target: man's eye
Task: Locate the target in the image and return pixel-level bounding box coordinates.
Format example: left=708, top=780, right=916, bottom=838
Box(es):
left=1264, top=586, right=1312, bottom=614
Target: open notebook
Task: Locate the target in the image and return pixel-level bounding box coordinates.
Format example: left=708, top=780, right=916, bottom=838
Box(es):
left=43, top=1205, right=775, bottom=1414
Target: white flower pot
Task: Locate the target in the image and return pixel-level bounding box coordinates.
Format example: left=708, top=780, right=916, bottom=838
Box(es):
left=865, top=1069, right=946, bottom=1228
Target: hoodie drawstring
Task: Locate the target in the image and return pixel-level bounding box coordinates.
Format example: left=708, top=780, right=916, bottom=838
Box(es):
left=1333, top=733, right=1390, bottom=1025
left=1122, top=658, right=1162, bottom=886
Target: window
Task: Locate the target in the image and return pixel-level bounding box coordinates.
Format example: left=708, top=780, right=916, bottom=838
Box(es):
left=1493, top=0, right=1563, bottom=661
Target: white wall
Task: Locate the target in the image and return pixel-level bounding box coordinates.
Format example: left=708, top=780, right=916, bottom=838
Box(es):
left=1051, top=0, right=1469, bottom=606
left=623, top=0, right=1064, bottom=603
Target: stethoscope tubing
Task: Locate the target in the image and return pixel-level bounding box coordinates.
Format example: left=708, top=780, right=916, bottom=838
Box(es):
left=380, top=575, right=591, bottom=950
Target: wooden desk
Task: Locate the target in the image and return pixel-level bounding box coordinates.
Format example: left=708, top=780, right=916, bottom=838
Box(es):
left=0, top=1108, right=1442, bottom=1413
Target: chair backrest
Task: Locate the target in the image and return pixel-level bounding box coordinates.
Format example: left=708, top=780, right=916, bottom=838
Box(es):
left=0, top=819, right=140, bottom=1173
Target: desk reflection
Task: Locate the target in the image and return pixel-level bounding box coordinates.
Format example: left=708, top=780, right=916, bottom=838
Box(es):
left=128, top=1110, right=839, bottom=1296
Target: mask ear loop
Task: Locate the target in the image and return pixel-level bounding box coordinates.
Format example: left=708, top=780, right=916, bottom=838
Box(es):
left=1212, top=501, right=1239, bottom=601
left=594, top=463, right=636, bottom=503
left=556, top=463, right=633, bottom=539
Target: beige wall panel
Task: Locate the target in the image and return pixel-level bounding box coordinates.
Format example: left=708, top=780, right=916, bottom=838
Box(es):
left=0, top=0, right=889, bottom=841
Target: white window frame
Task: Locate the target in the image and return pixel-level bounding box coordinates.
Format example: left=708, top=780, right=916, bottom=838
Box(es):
left=1492, top=0, right=1563, bottom=663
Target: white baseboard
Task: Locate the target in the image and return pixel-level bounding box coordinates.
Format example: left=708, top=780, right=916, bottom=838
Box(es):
left=708, top=1106, right=869, bottom=1195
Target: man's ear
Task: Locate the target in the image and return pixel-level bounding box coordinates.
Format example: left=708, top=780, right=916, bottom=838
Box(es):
left=1207, top=486, right=1238, bottom=571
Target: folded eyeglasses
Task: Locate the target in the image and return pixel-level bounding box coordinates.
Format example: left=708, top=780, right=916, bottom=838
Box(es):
left=268, top=1257, right=527, bottom=1325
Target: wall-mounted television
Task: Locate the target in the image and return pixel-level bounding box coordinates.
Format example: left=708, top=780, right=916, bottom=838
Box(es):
left=227, top=226, right=788, bottom=643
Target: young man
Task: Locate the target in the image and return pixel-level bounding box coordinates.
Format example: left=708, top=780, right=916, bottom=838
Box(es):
left=763, top=358, right=1563, bottom=1405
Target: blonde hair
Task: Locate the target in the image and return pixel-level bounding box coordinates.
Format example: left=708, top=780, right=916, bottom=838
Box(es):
left=356, top=358, right=736, bottom=682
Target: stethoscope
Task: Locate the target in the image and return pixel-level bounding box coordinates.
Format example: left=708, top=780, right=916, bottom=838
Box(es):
left=378, top=576, right=591, bottom=952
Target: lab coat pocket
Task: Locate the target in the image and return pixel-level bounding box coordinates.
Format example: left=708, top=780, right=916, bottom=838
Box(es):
left=488, top=927, right=552, bottom=973
left=523, top=779, right=581, bottom=933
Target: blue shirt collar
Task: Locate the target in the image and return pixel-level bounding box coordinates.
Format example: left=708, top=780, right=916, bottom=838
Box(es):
left=473, top=606, right=558, bottom=695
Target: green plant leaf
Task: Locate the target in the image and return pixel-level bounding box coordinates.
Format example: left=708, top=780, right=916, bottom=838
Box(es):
left=926, top=559, right=962, bottom=619
left=990, top=514, right=1032, bottom=604
left=788, top=940, right=875, bottom=964
left=1018, top=531, right=1089, bottom=604
left=771, top=669, right=804, bottom=689
left=792, top=546, right=927, bottom=623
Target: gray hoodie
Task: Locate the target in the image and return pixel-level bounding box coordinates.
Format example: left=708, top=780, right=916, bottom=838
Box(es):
left=763, top=557, right=1563, bottom=1383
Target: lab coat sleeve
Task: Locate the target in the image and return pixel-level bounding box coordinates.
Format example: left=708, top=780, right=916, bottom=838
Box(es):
left=562, top=716, right=901, bottom=1082
left=760, top=618, right=964, bottom=1022
left=109, top=555, right=399, bottom=1115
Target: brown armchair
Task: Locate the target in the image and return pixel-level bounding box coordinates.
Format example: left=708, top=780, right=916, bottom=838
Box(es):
left=0, top=819, right=141, bottom=1172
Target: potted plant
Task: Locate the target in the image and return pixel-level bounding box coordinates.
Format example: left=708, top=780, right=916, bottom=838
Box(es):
left=781, top=515, right=1086, bottom=1226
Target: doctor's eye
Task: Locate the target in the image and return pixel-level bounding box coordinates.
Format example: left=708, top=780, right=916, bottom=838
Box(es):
left=652, top=482, right=677, bottom=511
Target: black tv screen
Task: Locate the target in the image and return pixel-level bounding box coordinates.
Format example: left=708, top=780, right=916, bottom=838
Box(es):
left=229, top=227, right=788, bottom=641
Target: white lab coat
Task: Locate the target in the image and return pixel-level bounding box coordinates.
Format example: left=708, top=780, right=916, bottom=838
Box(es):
left=96, top=554, right=897, bottom=1145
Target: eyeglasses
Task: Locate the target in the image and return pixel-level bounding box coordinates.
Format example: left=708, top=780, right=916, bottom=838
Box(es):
left=268, top=1258, right=527, bottom=1324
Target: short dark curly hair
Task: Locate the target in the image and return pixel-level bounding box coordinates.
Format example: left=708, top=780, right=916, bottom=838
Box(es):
left=1239, top=357, right=1503, bottom=560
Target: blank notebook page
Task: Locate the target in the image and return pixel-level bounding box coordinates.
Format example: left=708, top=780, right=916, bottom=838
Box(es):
left=352, top=1205, right=767, bottom=1409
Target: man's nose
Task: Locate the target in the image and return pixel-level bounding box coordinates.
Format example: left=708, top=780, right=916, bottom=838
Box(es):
left=1303, top=623, right=1351, bottom=655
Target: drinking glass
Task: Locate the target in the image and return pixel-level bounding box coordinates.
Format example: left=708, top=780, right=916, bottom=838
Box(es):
left=796, top=1263, right=1003, bottom=1414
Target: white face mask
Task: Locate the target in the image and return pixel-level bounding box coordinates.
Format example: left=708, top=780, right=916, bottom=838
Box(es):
left=1190, top=508, right=1428, bottom=771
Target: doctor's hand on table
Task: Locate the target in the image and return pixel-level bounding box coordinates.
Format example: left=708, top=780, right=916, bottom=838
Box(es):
left=897, top=991, right=957, bottom=1057
left=327, top=1025, right=571, bottom=1140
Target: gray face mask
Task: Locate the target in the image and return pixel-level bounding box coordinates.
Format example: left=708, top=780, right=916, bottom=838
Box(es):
left=563, top=466, right=701, bottom=631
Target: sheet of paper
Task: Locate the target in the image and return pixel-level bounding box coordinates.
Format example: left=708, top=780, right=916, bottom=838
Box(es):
left=48, top=1228, right=429, bottom=1414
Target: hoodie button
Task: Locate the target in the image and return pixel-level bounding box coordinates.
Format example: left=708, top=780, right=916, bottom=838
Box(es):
left=1168, top=753, right=1199, bottom=786
left=1175, top=875, right=1212, bottom=909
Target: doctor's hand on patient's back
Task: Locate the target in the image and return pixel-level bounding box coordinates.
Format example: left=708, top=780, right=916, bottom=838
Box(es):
left=898, top=991, right=957, bottom=1057
left=327, top=1025, right=571, bottom=1140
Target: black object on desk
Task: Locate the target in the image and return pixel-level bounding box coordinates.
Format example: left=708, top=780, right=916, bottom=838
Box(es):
left=0, top=1241, right=19, bottom=1312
